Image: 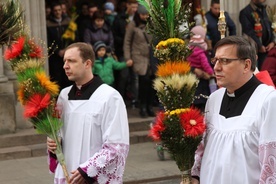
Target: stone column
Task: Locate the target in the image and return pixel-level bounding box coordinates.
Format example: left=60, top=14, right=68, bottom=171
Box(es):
left=0, top=48, right=16, bottom=134
left=10, top=0, right=48, bottom=130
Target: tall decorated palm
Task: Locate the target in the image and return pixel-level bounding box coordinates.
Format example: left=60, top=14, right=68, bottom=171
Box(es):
left=138, top=0, right=206, bottom=183
left=1, top=0, right=70, bottom=183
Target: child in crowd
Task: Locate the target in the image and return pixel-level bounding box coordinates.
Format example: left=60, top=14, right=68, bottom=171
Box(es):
left=93, top=41, right=133, bottom=86
left=104, top=2, right=117, bottom=26
left=187, top=25, right=215, bottom=112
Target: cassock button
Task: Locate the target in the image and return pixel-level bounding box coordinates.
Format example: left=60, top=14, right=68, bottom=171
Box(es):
left=76, top=91, right=81, bottom=96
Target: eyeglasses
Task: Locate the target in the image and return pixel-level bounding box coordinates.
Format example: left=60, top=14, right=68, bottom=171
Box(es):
left=210, top=58, right=245, bottom=65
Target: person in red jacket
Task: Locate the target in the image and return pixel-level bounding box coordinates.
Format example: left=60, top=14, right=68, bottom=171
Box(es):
left=261, top=47, right=276, bottom=86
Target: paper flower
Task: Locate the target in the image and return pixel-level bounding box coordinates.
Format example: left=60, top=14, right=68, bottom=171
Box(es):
left=4, top=36, right=25, bottom=60
left=180, top=108, right=205, bottom=137
left=149, top=111, right=166, bottom=141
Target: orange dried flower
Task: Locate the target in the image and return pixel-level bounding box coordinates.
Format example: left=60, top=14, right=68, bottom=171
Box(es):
left=156, top=61, right=190, bottom=77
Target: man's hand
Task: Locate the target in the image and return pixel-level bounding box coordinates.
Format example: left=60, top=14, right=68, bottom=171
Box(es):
left=259, top=46, right=266, bottom=53
left=69, top=170, right=86, bottom=184
left=47, top=137, right=57, bottom=154
left=266, top=42, right=275, bottom=52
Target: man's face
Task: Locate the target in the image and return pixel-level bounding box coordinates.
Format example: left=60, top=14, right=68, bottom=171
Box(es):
left=63, top=47, right=90, bottom=85
left=81, top=5, right=89, bottom=16
left=210, top=3, right=220, bottom=17
left=126, top=3, right=138, bottom=16
left=213, top=45, right=249, bottom=93
left=89, top=7, right=98, bottom=18
left=53, top=5, right=62, bottom=19
left=61, top=4, right=67, bottom=15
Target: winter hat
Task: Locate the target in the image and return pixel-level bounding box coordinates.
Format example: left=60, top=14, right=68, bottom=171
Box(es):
left=190, top=35, right=205, bottom=44
left=191, top=25, right=206, bottom=40
left=104, top=2, right=114, bottom=12
left=93, top=41, right=106, bottom=52
left=137, top=4, right=148, bottom=14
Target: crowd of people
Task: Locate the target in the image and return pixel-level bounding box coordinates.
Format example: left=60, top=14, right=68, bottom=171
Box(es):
left=45, top=0, right=276, bottom=183
left=46, top=0, right=275, bottom=117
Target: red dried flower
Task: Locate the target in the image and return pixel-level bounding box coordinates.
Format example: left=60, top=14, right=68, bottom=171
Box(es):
left=149, top=111, right=166, bottom=141
left=24, top=93, right=51, bottom=118
left=28, top=40, right=42, bottom=58
left=180, top=108, right=205, bottom=137
left=4, top=37, right=25, bottom=60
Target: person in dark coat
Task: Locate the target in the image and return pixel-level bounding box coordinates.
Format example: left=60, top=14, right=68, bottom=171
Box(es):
left=83, top=10, right=114, bottom=51
left=111, top=0, right=138, bottom=101
left=239, top=0, right=275, bottom=69
left=47, top=2, right=73, bottom=90
left=205, top=0, right=236, bottom=51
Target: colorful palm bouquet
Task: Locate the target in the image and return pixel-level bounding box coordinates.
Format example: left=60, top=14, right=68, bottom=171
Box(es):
left=4, top=35, right=70, bottom=183
left=1, top=0, right=70, bottom=182
left=4, top=36, right=70, bottom=183
left=138, top=0, right=205, bottom=183
left=62, top=8, right=78, bottom=47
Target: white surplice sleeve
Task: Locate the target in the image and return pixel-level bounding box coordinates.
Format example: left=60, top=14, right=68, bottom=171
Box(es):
left=79, top=90, right=129, bottom=184
left=258, top=90, right=276, bottom=184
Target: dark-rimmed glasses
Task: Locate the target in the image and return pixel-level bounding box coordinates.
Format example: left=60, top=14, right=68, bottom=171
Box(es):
left=210, top=58, right=245, bottom=65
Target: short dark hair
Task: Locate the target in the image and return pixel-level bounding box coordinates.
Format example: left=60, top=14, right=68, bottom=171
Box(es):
left=65, top=42, right=95, bottom=63
left=50, top=2, right=62, bottom=10
left=213, top=35, right=257, bottom=71
left=211, top=0, right=219, bottom=6
left=127, top=0, right=138, bottom=4
left=92, top=10, right=105, bottom=22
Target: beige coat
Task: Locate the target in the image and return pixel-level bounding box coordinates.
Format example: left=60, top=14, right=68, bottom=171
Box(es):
left=123, top=21, right=152, bottom=76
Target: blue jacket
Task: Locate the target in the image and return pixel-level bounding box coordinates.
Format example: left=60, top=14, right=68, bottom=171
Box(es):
left=205, top=11, right=236, bottom=48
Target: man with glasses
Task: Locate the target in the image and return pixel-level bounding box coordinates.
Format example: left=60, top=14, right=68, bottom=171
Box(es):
left=190, top=36, right=276, bottom=184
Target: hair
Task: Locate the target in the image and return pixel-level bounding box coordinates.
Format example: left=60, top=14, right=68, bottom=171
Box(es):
left=88, top=2, right=98, bottom=9
left=50, top=2, right=62, bottom=10
left=133, top=12, right=147, bottom=27
left=211, top=0, right=219, bottom=6
left=213, top=35, right=257, bottom=71
left=127, top=0, right=138, bottom=4
left=65, top=42, right=95, bottom=63
left=92, top=10, right=105, bottom=22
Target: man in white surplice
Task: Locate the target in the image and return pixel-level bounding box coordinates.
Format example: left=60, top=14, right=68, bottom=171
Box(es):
left=47, top=42, right=129, bottom=184
left=190, top=36, right=276, bottom=184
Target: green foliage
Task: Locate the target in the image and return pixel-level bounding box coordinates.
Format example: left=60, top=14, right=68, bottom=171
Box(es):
left=0, top=0, right=24, bottom=46
left=33, top=114, right=63, bottom=136
left=157, top=82, right=197, bottom=110
left=160, top=115, right=201, bottom=171
left=138, top=0, right=192, bottom=41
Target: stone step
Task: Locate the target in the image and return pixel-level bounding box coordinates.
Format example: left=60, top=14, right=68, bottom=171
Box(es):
left=0, top=130, right=153, bottom=161
left=0, top=117, right=155, bottom=161
left=0, top=117, right=154, bottom=149
left=0, top=143, right=46, bottom=161
left=0, top=129, right=46, bottom=149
